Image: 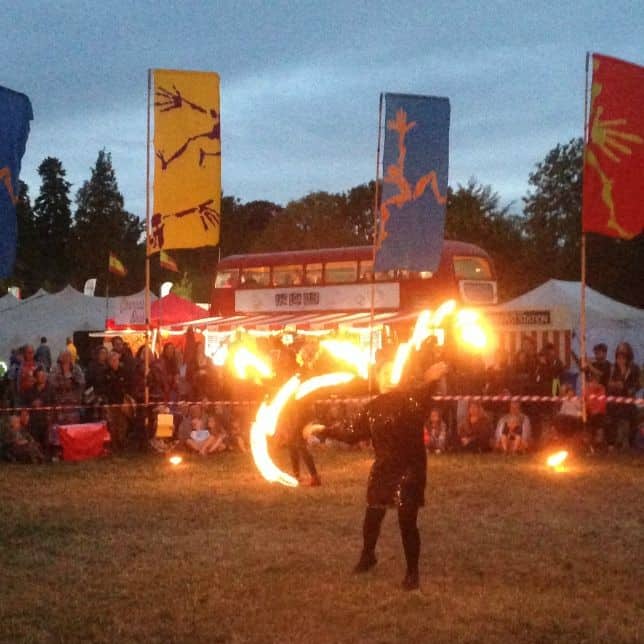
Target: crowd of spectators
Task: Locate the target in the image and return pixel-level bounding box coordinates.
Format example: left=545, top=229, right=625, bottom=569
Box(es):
left=1, top=330, right=642, bottom=464
left=0, top=331, right=251, bottom=463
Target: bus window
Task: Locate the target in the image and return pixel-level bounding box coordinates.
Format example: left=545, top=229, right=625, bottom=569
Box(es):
left=358, top=260, right=373, bottom=282
left=324, top=261, right=357, bottom=284
left=304, top=263, right=323, bottom=285
left=214, top=269, right=239, bottom=288
left=241, top=266, right=270, bottom=287
left=453, top=256, right=492, bottom=280
left=375, top=269, right=394, bottom=281
left=273, top=264, right=303, bottom=287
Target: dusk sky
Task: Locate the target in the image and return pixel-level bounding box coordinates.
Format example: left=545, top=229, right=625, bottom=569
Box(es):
left=6, top=1, right=644, bottom=220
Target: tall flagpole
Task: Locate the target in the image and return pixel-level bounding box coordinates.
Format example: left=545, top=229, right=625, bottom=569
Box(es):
left=580, top=52, right=591, bottom=422
left=144, top=69, right=153, bottom=410
left=368, top=93, right=384, bottom=397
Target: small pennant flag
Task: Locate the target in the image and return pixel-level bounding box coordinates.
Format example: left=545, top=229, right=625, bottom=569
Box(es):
left=160, top=249, right=179, bottom=272
left=108, top=252, right=127, bottom=277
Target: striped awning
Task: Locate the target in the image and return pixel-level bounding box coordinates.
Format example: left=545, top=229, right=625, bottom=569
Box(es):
left=199, top=310, right=421, bottom=333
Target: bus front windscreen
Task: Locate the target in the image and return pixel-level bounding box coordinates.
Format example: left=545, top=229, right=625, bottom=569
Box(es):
left=453, top=256, right=492, bottom=281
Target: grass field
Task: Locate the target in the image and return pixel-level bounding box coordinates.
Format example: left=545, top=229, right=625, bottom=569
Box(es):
left=1, top=449, right=642, bottom=644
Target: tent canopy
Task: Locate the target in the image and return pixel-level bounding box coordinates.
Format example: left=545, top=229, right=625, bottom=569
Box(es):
left=0, top=286, right=152, bottom=360
left=151, top=293, right=206, bottom=326
left=495, top=279, right=643, bottom=362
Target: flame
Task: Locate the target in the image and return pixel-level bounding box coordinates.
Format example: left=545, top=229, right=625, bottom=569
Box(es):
left=320, top=339, right=370, bottom=379
left=169, top=455, right=183, bottom=466
left=250, top=376, right=301, bottom=487
left=455, top=309, right=489, bottom=351
left=250, top=371, right=356, bottom=487
left=232, top=346, right=273, bottom=381
left=390, top=341, right=412, bottom=385
left=390, top=309, right=433, bottom=385
left=546, top=450, right=568, bottom=469
left=295, top=372, right=356, bottom=399
left=432, top=299, right=456, bottom=326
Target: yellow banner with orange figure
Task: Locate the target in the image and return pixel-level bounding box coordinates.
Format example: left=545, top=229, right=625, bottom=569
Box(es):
left=148, top=69, right=220, bottom=254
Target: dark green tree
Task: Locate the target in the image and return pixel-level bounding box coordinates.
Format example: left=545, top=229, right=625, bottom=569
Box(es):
left=446, top=179, right=527, bottom=300
left=33, top=157, right=73, bottom=289
left=522, top=138, right=643, bottom=306
left=342, top=181, right=377, bottom=245
left=522, top=138, right=583, bottom=285
left=220, top=198, right=281, bottom=257
left=250, top=191, right=354, bottom=252
left=14, top=181, right=41, bottom=293
left=72, top=150, right=144, bottom=295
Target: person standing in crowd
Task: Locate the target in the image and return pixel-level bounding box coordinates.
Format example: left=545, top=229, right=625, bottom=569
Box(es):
left=50, top=350, right=85, bottom=424
left=510, top=336, right=538, bottom=394
left=86, top=346, right=110, bottom=402
left=606, top=342, right=640, bottom=450
left=312, top=360, right=447, bottom=591
left=535, top=343, right=565, bottom=396
left=457, top=401, right=493, bottom=452
left=586, top=343, right=611, bottom=388
left=66, top=337, right=78, bottom=364
left=17, top=344, right=38, bottom=403
left=34, top=337, right=52, bottom=372
left=24, top=367, right=54, bottom=455
left=104, top=351, right=130, bottom=451
left=110, top=336, right=136, bottom=389
left=153, top=343, right=180, bottom=403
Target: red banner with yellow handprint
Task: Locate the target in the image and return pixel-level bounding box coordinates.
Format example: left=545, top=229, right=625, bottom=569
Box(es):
left=582, top=54, right=644, bottom=239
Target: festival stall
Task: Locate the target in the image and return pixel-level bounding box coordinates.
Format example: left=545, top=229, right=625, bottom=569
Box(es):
left=488, top=279, right=644, bottom=367
left=0, top=286, right=153, bottom=360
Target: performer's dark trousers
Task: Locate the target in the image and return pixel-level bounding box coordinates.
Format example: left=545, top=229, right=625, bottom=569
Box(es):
left=362, top=505, right=420, bottom=575
left=288, top=431, right=318, bottom=479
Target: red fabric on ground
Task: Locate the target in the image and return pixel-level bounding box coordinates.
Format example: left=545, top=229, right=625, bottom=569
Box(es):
left=58, top=422, right=110, bottom=461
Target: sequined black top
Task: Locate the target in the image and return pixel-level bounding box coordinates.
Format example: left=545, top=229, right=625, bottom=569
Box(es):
left=322, top=386, right=432, bottom=508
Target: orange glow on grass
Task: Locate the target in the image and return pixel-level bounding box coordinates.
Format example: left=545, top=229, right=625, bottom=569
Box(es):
left=169, top=455, right=183, bottom=466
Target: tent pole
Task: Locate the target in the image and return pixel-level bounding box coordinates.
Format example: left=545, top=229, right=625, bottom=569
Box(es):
left=580, top=52, right=591, bottom=422
left=144, top=69, right=153, bottom=414
left=368, top=93, right=384, bottom=398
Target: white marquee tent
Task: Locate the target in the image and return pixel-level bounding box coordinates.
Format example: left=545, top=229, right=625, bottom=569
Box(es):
left=0, top=286, right=154, bottom=362
left=488, top=279, right=644, bottom=367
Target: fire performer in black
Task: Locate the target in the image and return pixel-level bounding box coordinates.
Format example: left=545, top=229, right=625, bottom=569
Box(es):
left=313, top=360, right=446, bottom=590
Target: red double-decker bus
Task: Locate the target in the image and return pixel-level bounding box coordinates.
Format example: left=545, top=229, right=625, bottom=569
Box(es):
left=211, top=241, right=497, bottom=316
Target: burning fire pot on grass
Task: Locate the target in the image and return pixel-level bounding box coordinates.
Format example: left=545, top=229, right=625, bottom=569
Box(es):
left=546, top=450, right=569, bottom=472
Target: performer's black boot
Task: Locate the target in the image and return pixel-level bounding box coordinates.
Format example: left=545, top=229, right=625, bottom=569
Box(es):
left=354, top=506, right=385, bottom=573
left=399, top=505, right=421, bottom=590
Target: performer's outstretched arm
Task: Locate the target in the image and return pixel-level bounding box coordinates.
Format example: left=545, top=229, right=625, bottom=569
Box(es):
left=318, top=412, right=371, bottom=445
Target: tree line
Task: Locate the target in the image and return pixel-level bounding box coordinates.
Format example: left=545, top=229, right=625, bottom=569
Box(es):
left=2, top=139, right=642, bottom=307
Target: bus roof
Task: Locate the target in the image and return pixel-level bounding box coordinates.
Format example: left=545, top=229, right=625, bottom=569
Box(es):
left=217, top=241, right=491, bottom=270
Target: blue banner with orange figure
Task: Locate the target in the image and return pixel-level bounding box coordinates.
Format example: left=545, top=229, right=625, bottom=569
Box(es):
left=374, top=93, right=450, bottom=273
left=0, top=86, right=33, bottom=278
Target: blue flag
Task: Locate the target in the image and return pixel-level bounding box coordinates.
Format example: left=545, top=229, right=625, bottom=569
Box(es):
left=0, top=86, right=33, bottom=278
left=374, top=93, right=450, bottom=273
